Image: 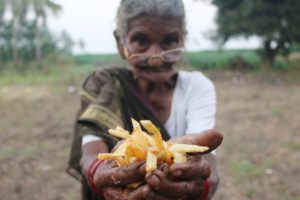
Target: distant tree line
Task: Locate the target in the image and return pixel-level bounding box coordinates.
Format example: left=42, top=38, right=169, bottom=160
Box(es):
left=207, top=0, right=300, bottom=67
left=0, top=0, right=76, bottom=69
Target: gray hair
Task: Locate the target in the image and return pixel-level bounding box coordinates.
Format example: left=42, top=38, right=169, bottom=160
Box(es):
left=116, top=0, right=186, bottom=37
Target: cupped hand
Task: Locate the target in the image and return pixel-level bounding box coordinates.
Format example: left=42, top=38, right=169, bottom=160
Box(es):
left=170, top=129, right=223, bottom=153
left=103, top=184, right=178, bottom=200
left=95, top=130, right=223, bottom=200
left=144, top=158, right=209, bottom=199
left=93, top=159, right=147, bottom=200
left=93, top=160, right=146, bottom=188
left=145, top=129, right=223, bottom=200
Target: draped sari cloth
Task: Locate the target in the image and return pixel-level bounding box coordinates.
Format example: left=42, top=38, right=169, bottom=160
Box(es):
left=67, top=67, right=170, bottom=200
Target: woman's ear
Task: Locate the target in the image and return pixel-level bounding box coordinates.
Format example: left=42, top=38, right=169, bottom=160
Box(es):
left=114, top=30, right=126, bottom=59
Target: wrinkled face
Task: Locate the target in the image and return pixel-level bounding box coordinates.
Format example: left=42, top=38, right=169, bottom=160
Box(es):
left=123, top=16, right=184, bottom=82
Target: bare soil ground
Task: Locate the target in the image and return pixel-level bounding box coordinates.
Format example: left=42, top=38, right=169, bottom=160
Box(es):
left=1, top=73, right=299, bottom=200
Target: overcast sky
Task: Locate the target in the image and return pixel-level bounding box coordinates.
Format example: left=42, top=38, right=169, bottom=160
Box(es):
left=48, top=0, right=261, bottom=54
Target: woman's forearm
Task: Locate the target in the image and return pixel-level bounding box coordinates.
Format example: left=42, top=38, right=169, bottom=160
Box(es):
left=80, top=140, right=109, bottom=177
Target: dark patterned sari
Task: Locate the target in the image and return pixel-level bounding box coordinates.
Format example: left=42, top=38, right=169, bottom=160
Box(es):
left=67, top=67, right=170, bottom=200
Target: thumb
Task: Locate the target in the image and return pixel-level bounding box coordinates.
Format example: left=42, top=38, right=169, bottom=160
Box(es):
left=170, top=129, right=223, bottom=154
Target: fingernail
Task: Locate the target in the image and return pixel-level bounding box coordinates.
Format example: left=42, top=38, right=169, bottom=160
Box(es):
left=142, top=185, right=150, bottom=194
left=149, top=174, right=160, bottom=185
left=145, top=172, right=153, bottom=179
left=146, top=173, right=160, bottom=184
left=162, top=165, right=168, bottom=173
left=172, top=170, right=182, bottom=176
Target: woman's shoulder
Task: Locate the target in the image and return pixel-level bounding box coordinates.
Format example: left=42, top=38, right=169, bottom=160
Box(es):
left=88, top=66, right=129, bottom=79
left=81, top=67, right=130, bottom=96
left=83, top=67, right=129, bottom=84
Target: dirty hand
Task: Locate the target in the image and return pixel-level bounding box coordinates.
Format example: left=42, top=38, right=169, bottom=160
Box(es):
left=92, top=159, right=147, bottom=200
left=144, top=129, right=223, bottom=200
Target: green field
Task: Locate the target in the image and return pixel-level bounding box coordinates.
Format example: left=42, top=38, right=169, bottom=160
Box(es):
left=1, top=49, right=299, bottom=85
left=74, top=49, right=299, bottom=70
left=74, top=49, right=261, bottom=70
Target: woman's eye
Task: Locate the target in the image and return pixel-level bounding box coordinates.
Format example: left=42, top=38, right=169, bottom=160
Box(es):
left=131, top=35, right=149, bottom=49
left=162, top=37, right=179, bottom=49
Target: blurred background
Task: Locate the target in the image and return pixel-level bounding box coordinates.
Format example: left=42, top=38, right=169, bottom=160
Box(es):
left=0, top=0, right=299, bottom=199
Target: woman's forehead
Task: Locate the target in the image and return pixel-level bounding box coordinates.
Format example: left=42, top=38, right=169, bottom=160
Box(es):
left=127, top=16, right=183, bottom=36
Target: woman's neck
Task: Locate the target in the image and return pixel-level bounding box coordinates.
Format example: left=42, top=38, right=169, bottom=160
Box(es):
left=131, top=70, right=178, bottom=123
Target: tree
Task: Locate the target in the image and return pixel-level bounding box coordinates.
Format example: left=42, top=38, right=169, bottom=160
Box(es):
left=0, top=0, right=73, bottom=67
left=211, top=0, right=300, bottom=67
left=0, top=0, right=7, bottom=23
left=30, top=0, right=61, bottom=61
left=58, top=30, right=75, bottom=55
left=4, top=0, right=29, bottom=62
left=1, top=0, right=61, bottom=63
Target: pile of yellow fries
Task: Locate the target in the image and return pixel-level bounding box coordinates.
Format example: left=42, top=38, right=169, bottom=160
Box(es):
left=98, top=119, right=209, bottom=172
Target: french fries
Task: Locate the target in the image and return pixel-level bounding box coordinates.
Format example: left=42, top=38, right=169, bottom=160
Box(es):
left=97, top=118, right=209, bottom=173
left=146, top=150, right=157, bottom=172
left=140, top=120, right=165, bottom=150
left=173, top=152, right=187, bottom=163
left=108, top=126, right=131, bottom=139
left=168, top=143, right=209, bottom=153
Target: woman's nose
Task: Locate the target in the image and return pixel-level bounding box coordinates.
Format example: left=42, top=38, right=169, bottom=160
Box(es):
left=148, top=57, right=163, bottom=67
left=148, top=45, right=161, bottom=54
left=147, top=46, right=163, bottom=67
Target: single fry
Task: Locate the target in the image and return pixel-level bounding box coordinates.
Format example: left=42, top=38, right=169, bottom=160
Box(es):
left=165, top=150, right=173, bottom=164
left=131, top=118, right=142, bottom=130
left=156, top=150, right=168, bottom=161
left=140, top=120, right=165, bottom=150
left=108, top=129, right=131, bottom=139
left=129, top=156, right=137, bottom=164
left=168, top=144, right=209, bottom=153
left=115, top=126, right=130, bottom=134
left=130, top=119, right=150, bottom=149
left=98, top=153, right=123, bottom=160
left=131, top=130, right=149, bottom=149
left=173, top=152, right=187, bottom=163
left=127, top=182, right=142, bottom=189
left=113, top=141, right=129, bottom=155
left=121, top=156, right=130, bottom=166
left=146, top=150, right=157, bottom=172
left=147, top=146, right=160, bottom=154
left=115, top=157, right=127, bottom=166
left=141, top=131, right=155, bottom=146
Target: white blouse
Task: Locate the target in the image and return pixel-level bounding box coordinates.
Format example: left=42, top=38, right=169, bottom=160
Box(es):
left=82, top=71, right=216, bottom=145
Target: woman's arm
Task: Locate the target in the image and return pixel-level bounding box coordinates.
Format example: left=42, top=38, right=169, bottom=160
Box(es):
left=80, top=140, right=109, bottom=178
left=80, top=140, right=150, bottom=200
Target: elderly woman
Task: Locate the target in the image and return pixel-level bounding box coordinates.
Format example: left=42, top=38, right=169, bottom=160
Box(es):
left=67, top=0, right=223, bottom=199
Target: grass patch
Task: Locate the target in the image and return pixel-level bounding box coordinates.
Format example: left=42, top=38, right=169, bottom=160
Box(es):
left=74, top=49, right=262, bottom=70
left=229, top=159, right=261, bottom=177
left=1, top=49, right=300, bottom=85
left=185, top=49, right=261, bottom=70
left=75, top=53, right=125, bottom=66
left=244, top=186, right=255, bottom=199
left=0, top=146, right=41, bottom=159
left=0, top=65, right=95, bottom=85
left=284, top=142, right=300, bottom=151
left=228, top=158, right=274, bottom=182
